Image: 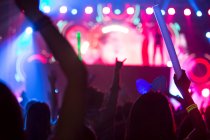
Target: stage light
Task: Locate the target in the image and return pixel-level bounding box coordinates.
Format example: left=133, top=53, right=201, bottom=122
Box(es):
left=85, top=6, right=93, bottom=14
left=136, top=79, right=151, bottom=94
left=103, top=7, right=110, bottom=15
left=168, top=8, right=176, bottom=15
left=114, top=9, right=121, bottom=15
left=206, top=32, right=210, bottom=38
left=208, top=9, right=210, bottom=15
left=196, top=11, right=202, bottom=17
left=25, top=27, right=33, bottom=34
left=127, top=7, right=135, bottom=15
left=202, top=88, right=210, bottom=98
left=71, top=9, right=78, bottom=15
left=59, top=6, right=68, bottom=14
left=102, top=25, right=129, bottom=34
left=146, top=7, right=153, bottom=15
left=43, top=5, right=51, bottom=13
left=81, top=41, right=90, bottom=54
left=184, top=8, right=191, bottom=16
left=166, top=61, right=172, bottom=67
left=161, top=10, right=166, bottom=15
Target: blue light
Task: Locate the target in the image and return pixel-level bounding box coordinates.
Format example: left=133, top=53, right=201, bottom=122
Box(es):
left=25, top=27, right=33, bottom=35
left=196, top=11, right=202, bottom=17
left=136, top=79, right=151, bottom=94
left=55, top=89, right=59, bottom=93
left=71, top=9, right=78, bottom=15
left=39, top=0, right=50, bottom=12
left=114, top=9, right=121, bottom=15
left=161, top=9, right=166, bottom=15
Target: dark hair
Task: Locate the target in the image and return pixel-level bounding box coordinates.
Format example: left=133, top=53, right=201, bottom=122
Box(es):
left=25, top=101, right=51, bottom=140
left=126, top=91, right=176, bottom=140
left=0, top=82, right=25, bottom=139
left=205, top=106, right=210, bottom=130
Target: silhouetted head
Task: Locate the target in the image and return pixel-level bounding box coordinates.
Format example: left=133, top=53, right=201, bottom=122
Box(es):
left=78, top=125, right=97, bottom=140
left=126, top=91, right=176, bottom=140
left=205, top=106, right=210, bottom=130
left=85, top=86, right=104, bottom=118
left=0, top=82, right=25, bottom=139
left=25, top=101, right=51, bottom=140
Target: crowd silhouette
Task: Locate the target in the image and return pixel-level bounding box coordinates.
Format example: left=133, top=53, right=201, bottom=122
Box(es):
left=0, top=0, right=209, bottom=139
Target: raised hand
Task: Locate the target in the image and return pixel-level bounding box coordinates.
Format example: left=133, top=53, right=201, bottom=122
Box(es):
left=115, top=58, right=126, bottom=70
left=173, top=70, right=191, bottom=93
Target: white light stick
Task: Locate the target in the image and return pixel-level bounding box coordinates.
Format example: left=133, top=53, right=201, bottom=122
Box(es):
left=153, top=5, right=182, bottom=79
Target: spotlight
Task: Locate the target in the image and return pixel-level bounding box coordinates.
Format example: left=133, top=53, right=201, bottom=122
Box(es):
left=196, top=11, right=202, bottom=17
left=184, top=8, right=191, bottom=16
left=71, top=9, right=78, bottom=15
left=25, top=27, right=33, bottom=34
left=146, top=7, right=153, bottom=15
left=208, top=9, right=210, bottom=15
left=114, top=9, right=121, bottom=15
left=85, top=6, right=93, bottom=14
left=168, top=8, right=175, bottom=15
left=166, top=61, right=172, bottom=67
left=202, top=88, right=210, bottom=98
left=206, top=32, right=210, bottom=38
left=59, top=6, right=68, bottom=14
left=43, top=5, right=51, bottom=13
left=103, top=7, right=111, bottom=15
left=161, top=10, right=166, bottom=15
left=127, top=7, right=135, bottom=15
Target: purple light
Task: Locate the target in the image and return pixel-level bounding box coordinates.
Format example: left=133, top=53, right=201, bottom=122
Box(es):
left=85, top=6, right=93, bottom=14
left=146, top=7, right=153, bottom=15
left=60, top=6, right=68, bottom=14
left=168, top=8, right=176, bottom=15
left=184, top=8, right=191, bottom=16
left=127, top=7, right=135, bottom=15
left=103, top=7, right=110, bottom=15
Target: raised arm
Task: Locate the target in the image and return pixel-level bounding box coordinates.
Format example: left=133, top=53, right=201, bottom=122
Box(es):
left=106, top=58, right=126, bottom=114
left=96, top=58, right=125, bottom=138
left=174, top=70, right=207, bottom=139
left=15, top=0, right=87, bottom=140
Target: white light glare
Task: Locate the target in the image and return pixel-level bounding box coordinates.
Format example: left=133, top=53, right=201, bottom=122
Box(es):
left=146, top=7, right=154, bottom=15
left=103, top=7, right=111, bottom=15
left=196, top=11, right=202, bottom=17
left=71, top=9, right=78, bottom=15
left=25, top=27, right=33, bottom=34
left=127, top=7, right=135, bottom=15
left=206, top=32, right=210, bottom=38
left=202, top=88, right=210, bottom=98
left=60, top=6, right=68, bottom=14
left=43, top=5, right=51, bottom=13
left=102, top=25, right=129, bottom=34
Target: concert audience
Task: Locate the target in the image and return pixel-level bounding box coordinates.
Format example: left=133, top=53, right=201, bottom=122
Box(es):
left=0, top=0, right=208, bottom=140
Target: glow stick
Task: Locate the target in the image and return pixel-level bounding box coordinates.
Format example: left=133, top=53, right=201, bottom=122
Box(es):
left=76, top=32, right=82, bottom=60
left=153, top=5, right=182, bottom=79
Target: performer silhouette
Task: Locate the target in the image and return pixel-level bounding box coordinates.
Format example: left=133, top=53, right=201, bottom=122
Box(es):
left=153, top=27, right=164, bottom=65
